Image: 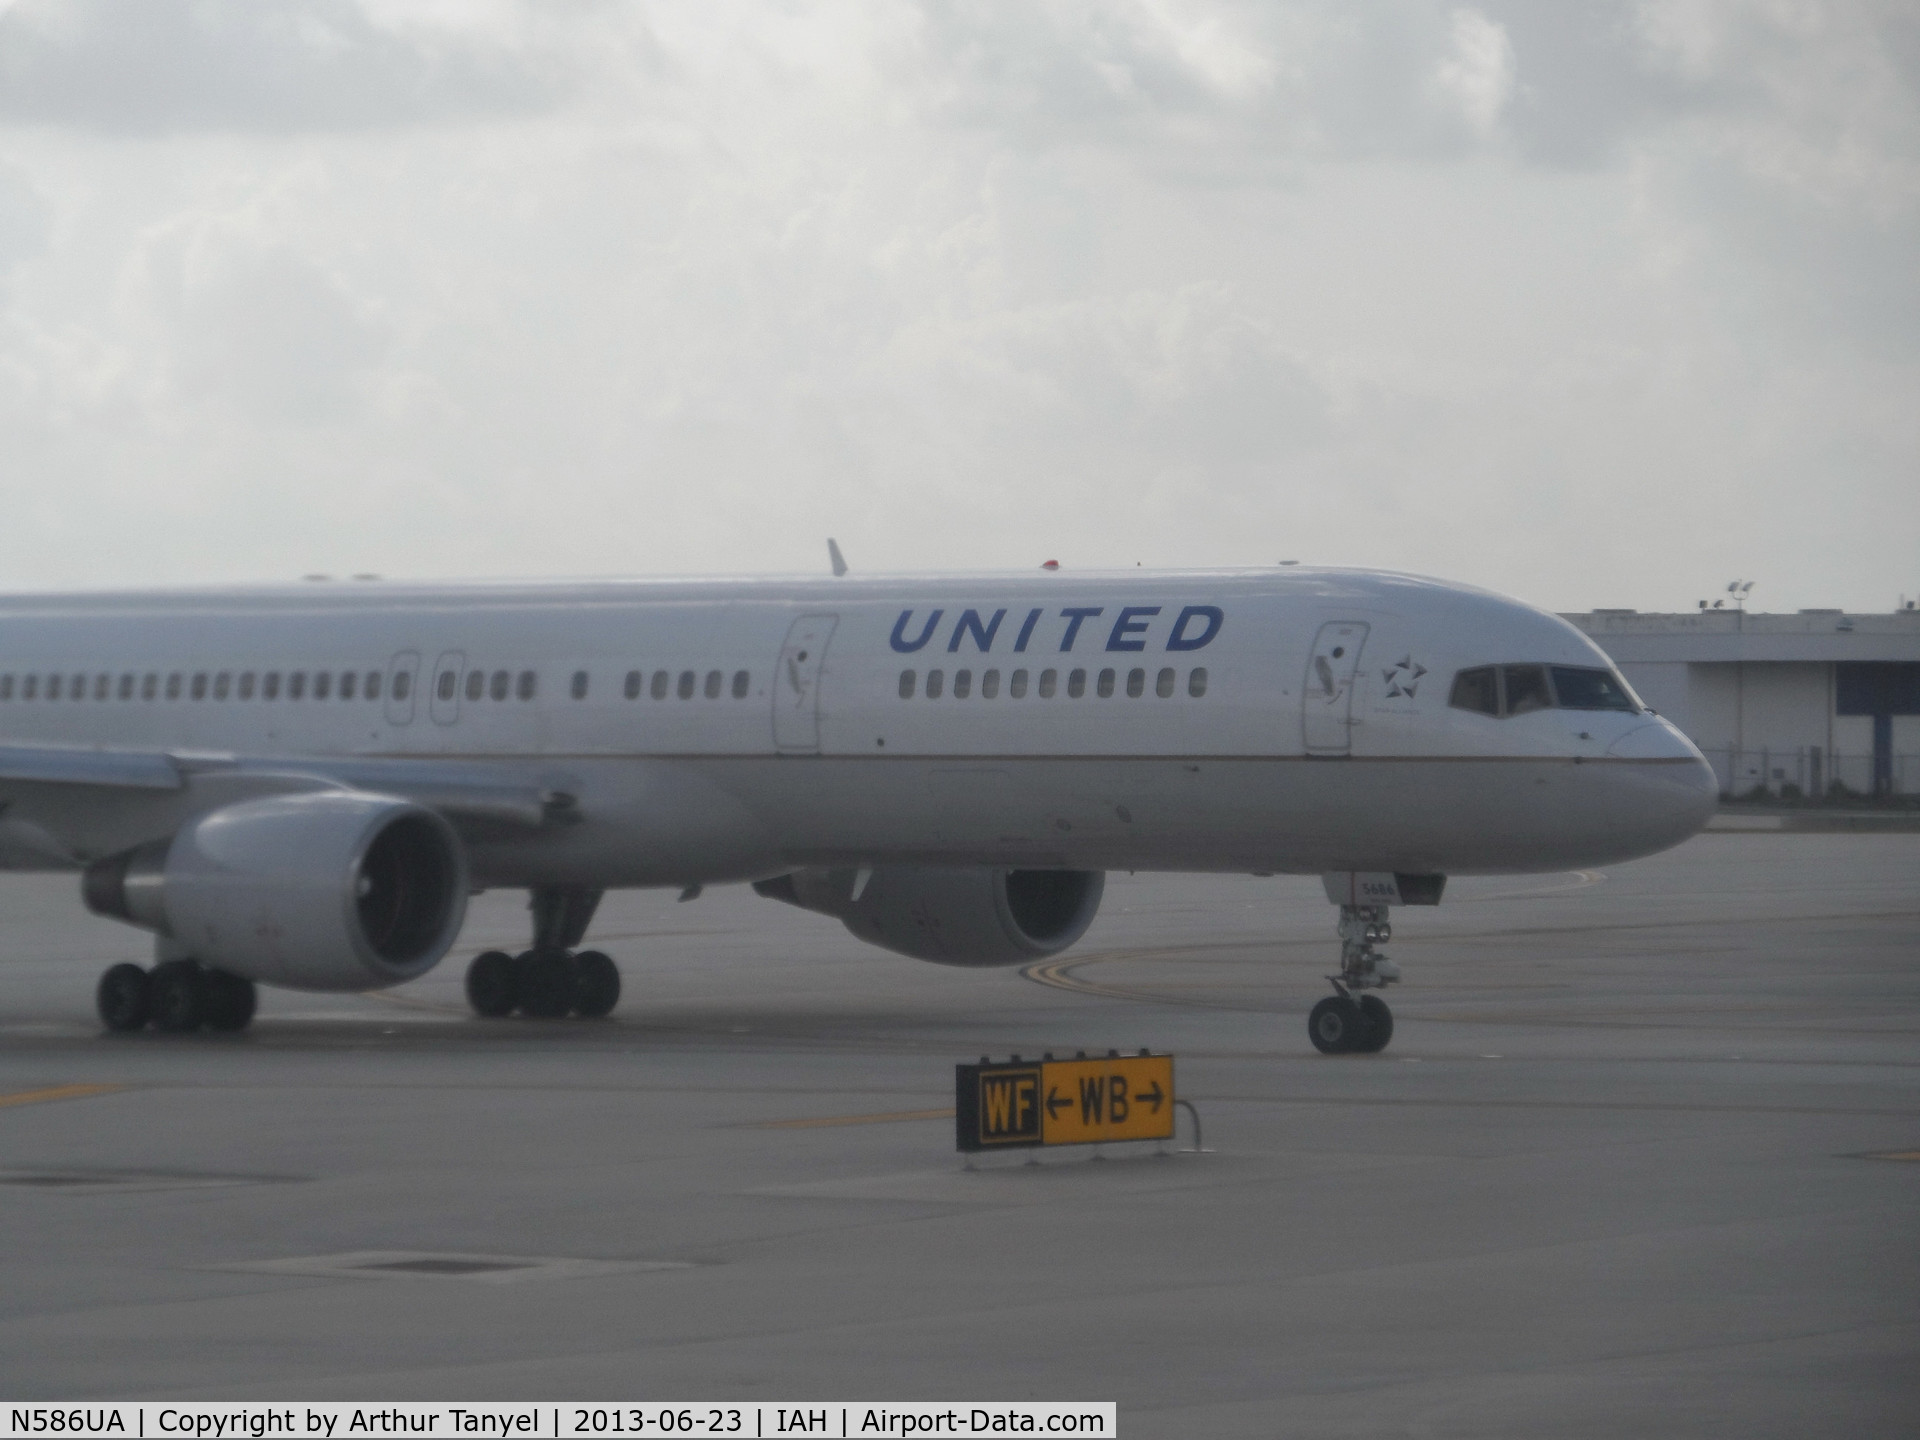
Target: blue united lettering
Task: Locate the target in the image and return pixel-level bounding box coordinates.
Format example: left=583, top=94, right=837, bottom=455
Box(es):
left=888, top=603, right=1222, bottom=655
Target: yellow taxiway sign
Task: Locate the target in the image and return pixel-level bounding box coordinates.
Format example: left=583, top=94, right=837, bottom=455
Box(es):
left=956, top=1052, right=1174, bottom=1152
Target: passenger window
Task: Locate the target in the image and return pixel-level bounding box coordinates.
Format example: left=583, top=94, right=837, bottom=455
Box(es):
left=491, top=670, right=509, bottom=701
left=677, top=670, right=695, bottom=700
left=572, top=670, right=590, bottom=700
left=732, top=669, right=749, bottom=699
left=515, top=670, right=534, bottom=700
left=192, top=673, right=209, bottom=700
left=1549, top=666, right=1639, bottom=712
left=48, top=675, right=63, bottom=701
left=625, top=670, right=642, bottom=700
left=367, top=671, right=384, bottom=700
left=436, top=670, right=455, bottom=701
left=1449, top=667, right=1499, bottom=717
left=1188, top=667, right=1208, bottom=698
left=1156, top=667, right=1175, bottom=698
left=25, top=675, right=39, bottom=700
left=926, top=669, right=944, bottom=699
left=1066, top=669, right=1085, bottom=698
left=1039, top=669, right=1058, bottom=699
left=94, top=674, right=110, bottom=700
left=1010, top=669, right=1029, bottom=699
left=1096, top=669, right=1115, bottom=699
left=166, top=673, right=181, bottom=700
left=142, top=674, right=157, bottom=701
left=899, top=670, right=916, bottom=699
left=293, top=672, right=309, bottom=700
left=1126, top=668, right=1145, bottom=698
left=982, top=669, right=1000, bottom=699
left=954, top=669, right=972, bottom=699
left=314, top=671, right=331, bottom=700
left=465, top=669, right=484, bottom=702
left=118, top=674, right=133, bottom=701
left=263, top=672, right=280, bottom=700
left=340, top=671, right=356, bottom=701
left=214, top=672, right=231, bottom=701
left=651, top=670, right=668, bottom=700
left=0, top=675, right=11, bottom=701
left=1503, top=665, right=1550, bottom=716
left=704, top=670, right=722, bottom=699
left=71, top=673, right=85, bottom=699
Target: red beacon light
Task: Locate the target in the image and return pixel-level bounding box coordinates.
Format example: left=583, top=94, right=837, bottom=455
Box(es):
left=1041, top=560, right=1059, bottom=570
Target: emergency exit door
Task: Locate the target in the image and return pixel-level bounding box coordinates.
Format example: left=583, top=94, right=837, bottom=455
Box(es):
left=1303, top=621, right=1369, bottom=755
left=773, top=614, right=838, bottom=753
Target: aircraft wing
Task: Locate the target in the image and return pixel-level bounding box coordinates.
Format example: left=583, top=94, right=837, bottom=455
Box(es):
left=0, top=743, right=571, bottom=831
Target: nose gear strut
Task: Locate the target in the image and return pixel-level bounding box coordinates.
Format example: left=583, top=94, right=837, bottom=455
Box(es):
left=1309, top=903, right=1401, bottom=1055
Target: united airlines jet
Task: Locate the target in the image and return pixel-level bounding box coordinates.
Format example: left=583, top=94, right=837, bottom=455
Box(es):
left=0, top=566, right=1716, bottom=1054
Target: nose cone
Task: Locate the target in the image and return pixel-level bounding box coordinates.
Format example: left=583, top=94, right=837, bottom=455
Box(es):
left=1607, top=717, right=1719, bottom=854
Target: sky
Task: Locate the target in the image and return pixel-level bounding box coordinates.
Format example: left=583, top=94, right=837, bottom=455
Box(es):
left=0, top=0, right=1914, bottom=614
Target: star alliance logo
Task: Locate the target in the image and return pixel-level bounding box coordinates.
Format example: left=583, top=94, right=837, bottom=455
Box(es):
left=1382, top=656, right=1427, bottom=698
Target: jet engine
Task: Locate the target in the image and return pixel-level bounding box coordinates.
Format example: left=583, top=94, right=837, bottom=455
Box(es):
left=754, top=866, right=1104, bottom=966
left=83, top=792, right=467, bottom=991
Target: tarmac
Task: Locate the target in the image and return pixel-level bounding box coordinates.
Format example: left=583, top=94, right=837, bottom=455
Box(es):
left=1, top=833, right=1916, bottom=1437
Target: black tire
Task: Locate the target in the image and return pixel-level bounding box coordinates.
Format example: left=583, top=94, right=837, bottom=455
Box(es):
left=149, top=961, right=207, bottom=1033
left=515, top=949, right=576, bottom=1019
left=1308, top=996, right=1362, bottom=1054
left=97, top=964, right=152, bottom=1033
left=202, top=971, right=257, bottom=1033
left=572, top=951, right=620, bottom=1018
left=1357, top=994, right=1393, bottom=1053
left=466, top=950, right=518, bottom=1018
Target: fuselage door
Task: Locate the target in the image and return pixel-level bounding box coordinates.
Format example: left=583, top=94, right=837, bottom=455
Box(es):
left=385, top=651, right=420, bottom=727
left=1303, top=621, right=1369, bottom=755
left=773, top=614, right=838, bottom=753
left=430, top=651, right=465, bottom=726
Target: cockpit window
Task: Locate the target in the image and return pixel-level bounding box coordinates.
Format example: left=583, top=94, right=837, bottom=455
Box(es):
left=1503, top=665, right=1551, bottom=716
left=1449, top=667, right=1499, bottom=716
left=1549, top=665, right=1640, bottom=712
left=1450, top=662, right=1643, bottom=718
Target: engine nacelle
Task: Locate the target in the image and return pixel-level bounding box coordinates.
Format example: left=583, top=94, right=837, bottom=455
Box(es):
left=84, top=792, right=468, bottom=991
left=754, top=866, right=1104, bottom=967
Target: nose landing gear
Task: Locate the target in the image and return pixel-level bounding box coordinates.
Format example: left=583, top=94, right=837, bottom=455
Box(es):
left=1307, top=903, right=1400, bottom=1054
left=463, top=886, right=621, bottom=1020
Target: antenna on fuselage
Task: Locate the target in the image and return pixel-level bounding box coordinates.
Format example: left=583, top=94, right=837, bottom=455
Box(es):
left=828, top=538, right=848, bottom=577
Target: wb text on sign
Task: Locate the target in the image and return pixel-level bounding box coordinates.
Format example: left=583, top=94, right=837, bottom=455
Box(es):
left=956, top=1055, right=1174, bottom=1151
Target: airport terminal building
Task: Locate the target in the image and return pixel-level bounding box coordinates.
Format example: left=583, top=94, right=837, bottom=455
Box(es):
left=1566, top=607, right=1920, bottom=799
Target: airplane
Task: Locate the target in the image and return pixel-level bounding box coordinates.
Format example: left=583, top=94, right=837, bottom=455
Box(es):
left=0, top=563, right=1717, bottom=1054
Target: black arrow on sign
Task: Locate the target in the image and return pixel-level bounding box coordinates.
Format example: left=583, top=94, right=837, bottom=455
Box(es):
left=1138, top=1080, right=1165, bottom=1113
left=1046, top=1087, right=1070, bottom=1120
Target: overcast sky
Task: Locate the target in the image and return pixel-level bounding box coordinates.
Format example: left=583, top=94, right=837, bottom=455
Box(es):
left=0, top=0, right=1913, bottom=613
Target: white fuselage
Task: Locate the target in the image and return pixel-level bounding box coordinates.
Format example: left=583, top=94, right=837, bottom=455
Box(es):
left=0, top=567, right=1717, bottom=889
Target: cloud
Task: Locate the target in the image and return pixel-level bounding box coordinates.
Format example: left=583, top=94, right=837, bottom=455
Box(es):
left=0, top=1, right=1913, bottom=612
left=0, top=0, right=591, bottom=133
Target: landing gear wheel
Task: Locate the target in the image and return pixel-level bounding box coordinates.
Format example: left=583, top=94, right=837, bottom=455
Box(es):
left=1308, top=996, right=1363, bottom=1054
left=1356, top=994, right=1393, bottom=1054
left=149, top=961, right=206, bottom=1033
left=466, top=950, right=518, bottom=1017
left=515, top=949, right=577, bottom=1018
left=97, top=964, right=151, bottom=1033
left=201, top=971, right=257, bottom=1033
left=572, top=951, right=620, bottom=1018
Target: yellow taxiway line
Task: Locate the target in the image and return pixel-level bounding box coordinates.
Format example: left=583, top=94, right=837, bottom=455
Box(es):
left=749, top=1107, right=955, bottom=1130
left=0, top=1083, right=126, bottom=1110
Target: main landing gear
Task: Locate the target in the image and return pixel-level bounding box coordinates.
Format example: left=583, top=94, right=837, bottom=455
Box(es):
left=97, top=959, right=257, bottom=1034
left=1307, top=903, right=1400, bottom=1055
left=464, top=885, right=621, bottom=1020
